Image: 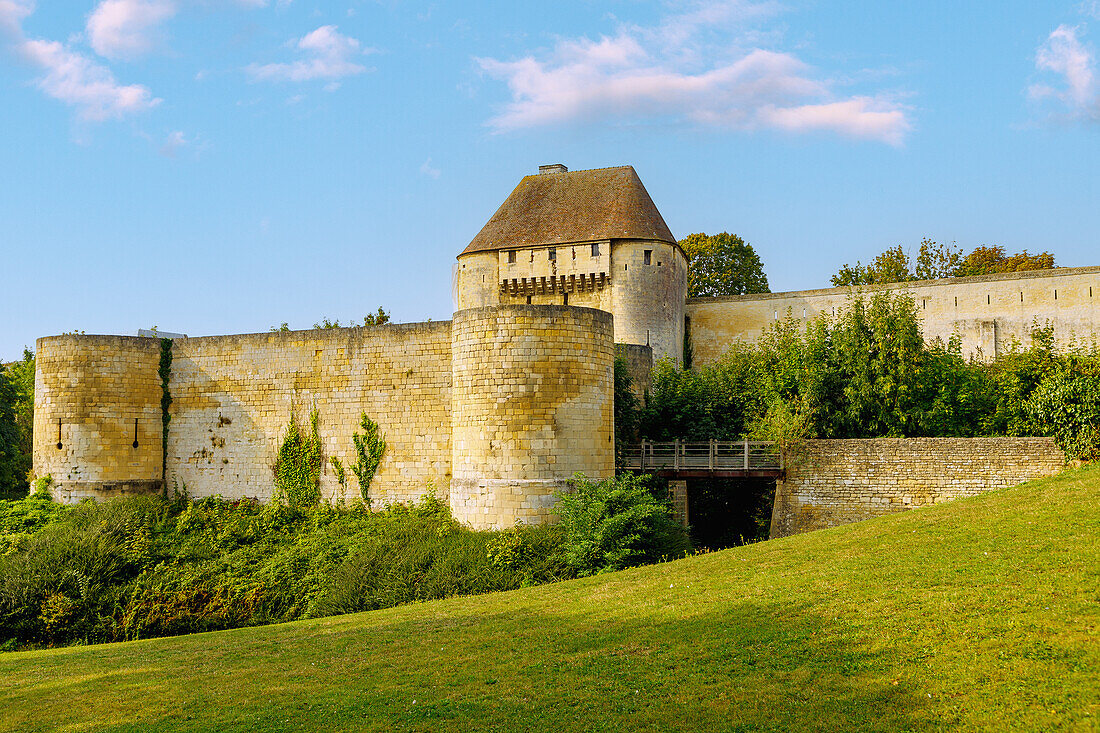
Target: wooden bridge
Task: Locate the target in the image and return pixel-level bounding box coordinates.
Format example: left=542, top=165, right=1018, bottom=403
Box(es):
left=619, top=440, right=784, bottom=478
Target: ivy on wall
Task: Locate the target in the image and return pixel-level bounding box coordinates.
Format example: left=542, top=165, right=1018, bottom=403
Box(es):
left=344, top=413, right=385, bottom=505
left=274, top=408, right=323, bottom=508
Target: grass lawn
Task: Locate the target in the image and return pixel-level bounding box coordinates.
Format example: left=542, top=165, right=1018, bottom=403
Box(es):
left=1, top=465, right=1097, bottom=732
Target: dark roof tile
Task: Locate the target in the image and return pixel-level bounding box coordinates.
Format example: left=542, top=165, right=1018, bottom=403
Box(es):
left=461, top=166, right=676, bottom=256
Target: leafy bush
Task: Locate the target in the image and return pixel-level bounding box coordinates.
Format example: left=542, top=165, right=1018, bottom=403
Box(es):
left=1027, top=366, right=1100, bottom=460
left=0, top=492, right=574, bottom=650
left=554, top=473, right=691, bottom=576
left=639, top=293, right=1100, bottom=461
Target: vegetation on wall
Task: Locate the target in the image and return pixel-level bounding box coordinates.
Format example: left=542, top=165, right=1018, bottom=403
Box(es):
left=271, top=308, right=392, bottom=333
left=639, top=291, right=1100, bottom=461
left=330, top=412, right=387, bottom=505
left=612, top=356, right=639, bottom=463
left=349, top=413, right=385, bottom=504
left=313, top=308, right=392, bottom=330
left=274, top=409, right=323, bottom=508
left=832, top=240, right=1056, bottom=286
left=679, top=232, right=770, bottom=297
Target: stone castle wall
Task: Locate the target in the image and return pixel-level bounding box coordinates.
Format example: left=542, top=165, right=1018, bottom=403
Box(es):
left=610, top=241, right=687, bottom=364
left=770, top=437, right=1065, bottom=537
left=456, top=239, right=687, bottom=363
left=33, top=335, right=164, bottom=502
left=166, top=322, right=454, bottom=505
left=688, top=266, right=1100, bottom=364
left=615, top=343, right=654, bottom=401
left=451, top=305, right=615, bottom=529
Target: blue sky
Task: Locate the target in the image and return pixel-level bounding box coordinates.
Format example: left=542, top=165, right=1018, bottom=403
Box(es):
left=1, top=0, right=1098, bottom=360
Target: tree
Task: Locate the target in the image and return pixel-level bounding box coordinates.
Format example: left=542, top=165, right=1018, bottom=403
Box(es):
left=8, top=349, right=34, bottom=461
left=360, top=307, right=391, bottom=326
left=679, top=233, right=769, bottom=297
left=833, top=241, right=1054, bottom=286
left=913, top=239, right=962, bottom=280
left=831, top=245, right=913, bottom=286
left=955, top=246, right=1055, bottom=277
left=0, top=365, right=29, bottom=499
left=613, top=356, right=639, bottom=462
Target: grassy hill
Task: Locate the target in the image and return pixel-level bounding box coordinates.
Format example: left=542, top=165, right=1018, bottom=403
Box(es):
left=1, top=466, right=1098, bottom=732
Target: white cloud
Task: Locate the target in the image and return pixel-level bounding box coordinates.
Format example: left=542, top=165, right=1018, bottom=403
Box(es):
left=1081, top=1, right=1100, bottom=20
left=20, top=38, right=161, bottom=119
left=1030, top=25, right=1098, bottom=121
left=87, top=0, right=177, bottom=60
left=247, top=25, right=371, bottom=82
left=85, top=0, right=273, bottom=60
left=476, top=1, right=910, bottom=144
left=420, top=157, right=440, bottom=179
left=0, top=0, right=33, bottom=36
left=1, top=2, right=160, bottom=121
left=159, top=129, right=187, bottom=156
left=758, top=98, right=910, bottom=145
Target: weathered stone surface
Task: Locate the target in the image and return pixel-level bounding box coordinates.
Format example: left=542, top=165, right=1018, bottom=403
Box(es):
left=615, top=343, right=653, bottom=401
left=450, top=305, right=615, bottom=529
left=455, top=239, right=687, bottom=363
left=33, top=335, right=164, bottom=502
left=770, top=437, right=1065, bottom=537
left=166, top=322, right=454, bottom=505
left=688, top=266, right=1100, bottom=364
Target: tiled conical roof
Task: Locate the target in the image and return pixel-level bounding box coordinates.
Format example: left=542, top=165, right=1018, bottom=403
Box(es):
left=461, top=166, right=676, bottom=256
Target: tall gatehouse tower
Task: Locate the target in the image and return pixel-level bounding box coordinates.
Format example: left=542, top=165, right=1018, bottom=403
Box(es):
left=453, top=164, right=688, bottom=362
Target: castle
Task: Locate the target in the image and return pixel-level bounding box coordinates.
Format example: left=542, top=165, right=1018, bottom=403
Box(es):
left=33, top=164, right=1100, bottom=528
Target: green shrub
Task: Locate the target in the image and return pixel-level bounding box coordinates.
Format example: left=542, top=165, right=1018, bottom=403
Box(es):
left=1027, top=367, right=1100, bottom=460
left=0, top=493, right=572, bottom=650
left=554, top=473, right=691, bottom=576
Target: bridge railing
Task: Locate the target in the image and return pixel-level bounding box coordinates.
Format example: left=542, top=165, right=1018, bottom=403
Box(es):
left=619, top=440, right=783, bottom=473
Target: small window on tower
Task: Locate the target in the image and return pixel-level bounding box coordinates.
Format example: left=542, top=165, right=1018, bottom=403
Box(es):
left=644, top=250, right=652, bottom=265
left=548, top=248, right=556, bottom=261
left=591, top=243, right=600, bottom=257
left=508, top=250, right=516, bottom=264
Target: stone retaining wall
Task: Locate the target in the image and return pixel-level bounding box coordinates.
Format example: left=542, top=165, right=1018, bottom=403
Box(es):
left=770, top=437, right=1065, bottom=537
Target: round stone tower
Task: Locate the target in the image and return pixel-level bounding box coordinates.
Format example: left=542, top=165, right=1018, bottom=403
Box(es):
left=33, top=334, right=165, bottom=502
left=450, top=304, right=615, bottom=529
left=454, top=164, right=687, bottom=362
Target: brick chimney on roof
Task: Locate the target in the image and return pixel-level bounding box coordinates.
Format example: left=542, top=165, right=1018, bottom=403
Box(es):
left=538, top=163, right=568, bottom=174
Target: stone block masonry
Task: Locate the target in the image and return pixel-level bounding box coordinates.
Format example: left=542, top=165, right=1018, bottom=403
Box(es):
left=688, top=266, right=1100, bottom=365
left=451, top=305, right=615, bottom=529
left=33, top=335, right=165, bottom=502
left=166, top=322, right=454, bottom=505
left=770, top=437, right=1065, bottom=537
left=614, top=343, right=653, bottom=401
